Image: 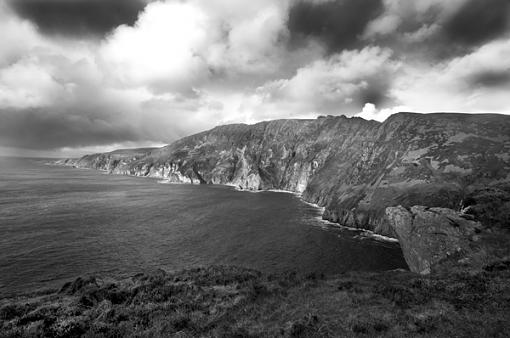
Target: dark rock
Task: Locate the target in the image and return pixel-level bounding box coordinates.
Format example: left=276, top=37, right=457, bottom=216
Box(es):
left=484, top=260, right=510, bottom=272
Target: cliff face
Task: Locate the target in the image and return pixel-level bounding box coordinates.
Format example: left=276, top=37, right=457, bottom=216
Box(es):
left=57, top=148, right=157, bottom=172
left=63, top=113, right=510, bottom=237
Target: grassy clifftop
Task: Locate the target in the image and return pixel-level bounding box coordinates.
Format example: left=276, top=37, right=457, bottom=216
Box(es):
left=1, top=263, right=510, bottom=337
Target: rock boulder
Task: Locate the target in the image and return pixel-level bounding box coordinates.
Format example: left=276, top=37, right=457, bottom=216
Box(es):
left=386, top=206, right=482, bottom=274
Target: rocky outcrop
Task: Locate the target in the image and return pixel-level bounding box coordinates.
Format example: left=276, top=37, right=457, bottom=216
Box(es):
left=386, top=206, right=483, bottom=274
left=61, top=113, right=510, bottom=237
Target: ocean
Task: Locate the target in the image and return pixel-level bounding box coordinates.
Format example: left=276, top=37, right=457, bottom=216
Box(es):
left=0, top=157, right=407, bottom=296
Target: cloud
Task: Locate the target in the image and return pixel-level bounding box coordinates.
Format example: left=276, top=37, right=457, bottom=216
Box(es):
left=362, top=0, right=510, bottom=59
left=443, top=0, right=510, bottom=47
left=0, top=0, right=509, bottom=156
left=470, top=71, right=510, bottom=87
left=0, top=107, right=141, bottom=150
left=98, top=1, right=211, bottom=94
left=288, top=0, right=384, bottom=52
left=0, top=58, right=64, bottom=108
left=242, top=46, right=399, bottom=119
left=0, top=3, right=53, bottom=67
left=7, top=0, right=148, bottom=37
left=391, top=38, right=510, bottom=113
left=355, top=103, right=410, bottom=121
left=204, top=1, right=291, bottom=76
left=99, top=0, right=294, bottom=92
left=363, top=0, right=466, bottom=39
left=0, top=0, right=300, bottom=153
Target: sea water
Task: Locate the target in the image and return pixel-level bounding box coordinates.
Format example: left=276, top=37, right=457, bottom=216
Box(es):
left=0, top=157, right=407, bottom=296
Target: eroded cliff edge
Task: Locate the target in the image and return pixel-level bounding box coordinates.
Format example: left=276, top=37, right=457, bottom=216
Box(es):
left=58, top=112, right=510, bottom=237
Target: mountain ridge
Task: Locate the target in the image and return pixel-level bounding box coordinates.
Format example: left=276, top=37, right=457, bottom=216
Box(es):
left=58, top=112, right=510, bottom=238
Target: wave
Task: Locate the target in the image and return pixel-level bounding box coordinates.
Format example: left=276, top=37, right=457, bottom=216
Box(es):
left=312, top=213, right=399, bottom=243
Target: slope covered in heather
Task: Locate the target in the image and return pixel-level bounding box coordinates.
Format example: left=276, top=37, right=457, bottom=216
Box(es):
left=2, top=262, right=510, bottom=337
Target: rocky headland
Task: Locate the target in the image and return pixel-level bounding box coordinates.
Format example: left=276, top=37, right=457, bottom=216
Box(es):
left=59, top=112, right=510, bottom=237
left=4, top=112, right=509, bottom=336
left=55, top=112, right=510, bottom=275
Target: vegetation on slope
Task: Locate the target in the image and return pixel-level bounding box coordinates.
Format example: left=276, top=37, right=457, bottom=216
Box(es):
left=1, top=262, right=510, bottom=337
left=463, top=181, right=510, bottom=231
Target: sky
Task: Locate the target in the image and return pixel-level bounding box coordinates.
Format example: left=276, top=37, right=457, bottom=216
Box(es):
left=0, top=0, right=509, bottom=157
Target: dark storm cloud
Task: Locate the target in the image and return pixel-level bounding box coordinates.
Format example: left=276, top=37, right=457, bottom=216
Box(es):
left=444, top=0, right=510, bottom=47
left=1, top=0, right=509, bottom=155
left=357, top=81, right=390, bottom=106
left=469, top=71, right=510, bottom=87
left=0, top=108, right=142, bottom=150
left=358, top=0, right=510, bottom=61
left=7, top=0, right=147, bottom=37
left=288, top=0, right=384, bottom=52
left=427, top=0, right=510, bottom=60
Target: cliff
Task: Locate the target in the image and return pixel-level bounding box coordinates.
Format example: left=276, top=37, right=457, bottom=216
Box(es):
left=62, top=112, right=510, bottom=238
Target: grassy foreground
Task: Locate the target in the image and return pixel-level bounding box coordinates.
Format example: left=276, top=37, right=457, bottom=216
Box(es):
left=1, top=262, right=510, bottom=338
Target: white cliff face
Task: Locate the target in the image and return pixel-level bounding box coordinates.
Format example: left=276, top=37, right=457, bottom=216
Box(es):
left=232, top=173, right=262, bottom=191
left=293, top=162, right=312, bottom=193
left=147, top=163, right=196, bottom=184
left=229, top=146, right=261, bottom=190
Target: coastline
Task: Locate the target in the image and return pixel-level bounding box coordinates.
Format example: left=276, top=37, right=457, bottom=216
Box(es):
left=52, top=161, right=401, bottom=243
left=5, top=160, right=508, bottom=336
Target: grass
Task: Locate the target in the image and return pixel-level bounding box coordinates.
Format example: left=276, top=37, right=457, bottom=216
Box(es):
left=1, top=261, right=510, bottom=337
left=462, top=182, right=510, bottom=231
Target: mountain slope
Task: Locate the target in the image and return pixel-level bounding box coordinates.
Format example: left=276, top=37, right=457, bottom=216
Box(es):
left=64, top=113, right=510, bottom=237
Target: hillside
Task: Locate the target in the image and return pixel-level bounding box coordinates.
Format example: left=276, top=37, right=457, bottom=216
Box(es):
left=61, top=113, right=510, bottom=237
left=2, top=262, right=509, bottom=337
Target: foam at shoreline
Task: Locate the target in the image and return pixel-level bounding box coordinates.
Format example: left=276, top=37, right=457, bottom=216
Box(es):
left=316, top=215, right=399, bottom=243
left=229, top=184, right=399, bottom=243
